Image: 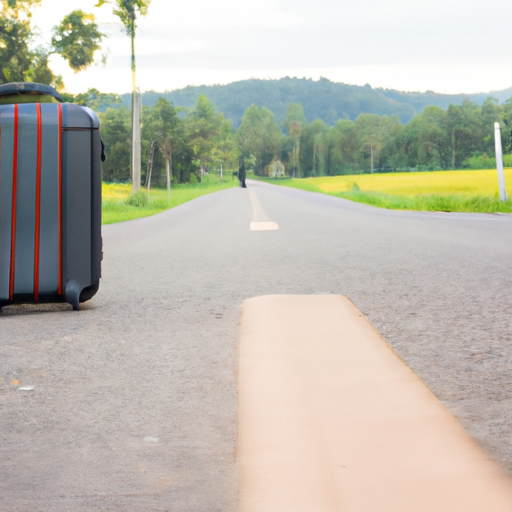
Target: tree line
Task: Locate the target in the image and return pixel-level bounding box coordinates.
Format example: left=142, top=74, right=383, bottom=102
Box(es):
left=268, top=98, right=512, bottom=177
left=92, top=92, right=237, bottom=186
left=86, top=91, right=512, bottom=185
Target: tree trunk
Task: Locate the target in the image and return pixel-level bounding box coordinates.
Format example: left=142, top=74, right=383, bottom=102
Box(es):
left=451, top=130, right=456, bottom=169
left=131, top=89, right=141, bottom=193
left=313, top=145, right=316, bottom=176
left=130, top=18, right=140, bottom=194
left=166, top=157, right=171, bottom=205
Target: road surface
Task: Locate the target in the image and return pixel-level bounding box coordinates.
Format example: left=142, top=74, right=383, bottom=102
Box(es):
left=1, top=180, right=512, bottom=511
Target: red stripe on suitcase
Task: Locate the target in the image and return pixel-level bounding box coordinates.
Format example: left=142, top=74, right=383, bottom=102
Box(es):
left=57, top=103, right=63, bottom=295
left=9, top=104, right=19, bottom=300
left=33, top=104, right=42, bottom=302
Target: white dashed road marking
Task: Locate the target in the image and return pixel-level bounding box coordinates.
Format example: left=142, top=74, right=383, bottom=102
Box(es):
left=248, top=187, right=279, bottom=231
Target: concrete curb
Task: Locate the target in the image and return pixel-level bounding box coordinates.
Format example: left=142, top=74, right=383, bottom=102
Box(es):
left=237, top=295, right=512, bottom=511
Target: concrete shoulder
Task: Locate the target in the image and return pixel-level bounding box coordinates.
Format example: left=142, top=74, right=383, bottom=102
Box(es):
left=237, top=294, right=512, bottom=512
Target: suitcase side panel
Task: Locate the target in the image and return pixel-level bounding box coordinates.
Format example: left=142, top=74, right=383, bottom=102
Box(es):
left=13, top=104, right=37, bottom=295
left=38, top=103, right=61, bottom=296
left=90, top=128, right=102, bottom=286
left=62, top=105, right=92, bottom=306
left=0, top=105, right=15, bottom=302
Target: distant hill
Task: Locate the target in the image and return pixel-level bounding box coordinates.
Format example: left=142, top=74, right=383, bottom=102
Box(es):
left=379, top=87, right=512, bottom=113
left=121, top=77, right=512, bottom=128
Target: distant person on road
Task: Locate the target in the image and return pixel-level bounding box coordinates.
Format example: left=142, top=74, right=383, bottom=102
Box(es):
left=238, top=158, right=247, bottom=188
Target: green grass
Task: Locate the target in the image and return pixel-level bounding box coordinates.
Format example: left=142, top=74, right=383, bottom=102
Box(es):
left=256, top=170, right=512, bottom=213
left=102, top=179, right=237, bottom=224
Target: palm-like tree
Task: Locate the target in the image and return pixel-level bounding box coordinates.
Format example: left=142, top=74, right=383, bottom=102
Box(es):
left=96, top=0, right=151, bottom=192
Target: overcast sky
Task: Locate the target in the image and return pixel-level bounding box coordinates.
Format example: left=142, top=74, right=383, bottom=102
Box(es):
left=31, top=0, right=512, bottom=95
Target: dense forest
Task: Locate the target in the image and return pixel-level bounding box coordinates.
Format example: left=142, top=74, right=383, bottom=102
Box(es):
left=75, top=88, right=512, bottom=185
left=121, top=78, right=512, bottom=128
left=91, top=92, right=238, bottom=186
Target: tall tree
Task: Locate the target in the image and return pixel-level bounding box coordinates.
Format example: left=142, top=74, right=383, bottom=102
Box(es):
left=334, top=120, right=361, bottom=172
left=0, top=0, right=37, bottom=83
left=479, top=97, right=501, bottom=156
left=501, top=98, right=512, bottom=154
left=51, top=11, right=104, bottom=72
left=142, top=97, right=180, bottom=186
left=95, top=0, right=150, bottom=91
left=211, top=121, right=238, bottom=178
left=283, top=103, right=307, bottom=177
left=355, top=114, right=401, bottom=172
left=0, top=1, right=103, bottom=87
left=300, top=119, right=327, bottom=176
left=185, top=94, right=226, bottom=179
left=237, top=105, right=282, bottom=175
left=385, top=106, right=448, bottom=170
left=445, top=100, right=481, bottom=168
left=96, top=0, right=151, bottom=192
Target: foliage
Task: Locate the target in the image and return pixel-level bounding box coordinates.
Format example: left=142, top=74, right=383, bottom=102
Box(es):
left=130, top=78, right=418, bottom=128
left=98, top=106, right=131, bottom=182
left=283, top=103, right=306, bottom=177
left=0, top=1, right=103, bottom=87
left=185, top=94, right=229, bottom=178
left=236, top=105, right=281, bottom=175
left=466, top=153, right=512, bottom=170
left=97, top=94, right=236, bottom=186
left=73, top=88, right=123, bottom=112
left=96, top=0, right=150, bottom=37
left=124, top=190, right=148, bottom=206
left=0, top=1, right=35, bottom=83
left=141, top=100, right=169, bottom=180
left=51, top=10, right=104, bottom=72
left=130, top=78, right=512, bottom=131
left=95, top=86, right=512, bottom=185
left=277, top=98, right=511, bottom=176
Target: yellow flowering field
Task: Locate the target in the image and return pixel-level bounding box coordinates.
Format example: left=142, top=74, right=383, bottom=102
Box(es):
left=308, top=169, right=512, bottom=197
left=262, top=169, right=512, bottom=212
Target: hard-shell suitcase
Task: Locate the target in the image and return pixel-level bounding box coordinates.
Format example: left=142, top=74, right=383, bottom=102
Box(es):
left=0, top=83, right=102, bottom=311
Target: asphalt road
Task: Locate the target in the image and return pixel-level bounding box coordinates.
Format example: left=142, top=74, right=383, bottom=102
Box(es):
left=1, top=180, right=512, bottom=511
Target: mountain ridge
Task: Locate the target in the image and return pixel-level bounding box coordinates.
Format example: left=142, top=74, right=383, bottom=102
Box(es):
left=121, top=77, right=512, bottom=128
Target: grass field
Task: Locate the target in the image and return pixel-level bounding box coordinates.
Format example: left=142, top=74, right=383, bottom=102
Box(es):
left=102, top=179, right=237, bottom=224
left=259, top=169, right=512, bottom=213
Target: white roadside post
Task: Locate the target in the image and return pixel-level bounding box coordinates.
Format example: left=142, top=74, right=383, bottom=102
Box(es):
left=494, top=122, right=508, bottom=201
left=220, top=163, right=223, bottom=181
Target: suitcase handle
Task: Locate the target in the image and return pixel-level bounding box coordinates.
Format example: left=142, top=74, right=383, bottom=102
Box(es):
left=0, top=82, right=62, bottom=103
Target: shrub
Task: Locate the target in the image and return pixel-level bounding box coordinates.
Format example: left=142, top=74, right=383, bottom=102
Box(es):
left=124, top=191, right=149, bottom=207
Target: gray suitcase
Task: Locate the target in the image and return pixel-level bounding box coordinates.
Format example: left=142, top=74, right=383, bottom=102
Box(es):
left=0, top=83, right=102, bottom=311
